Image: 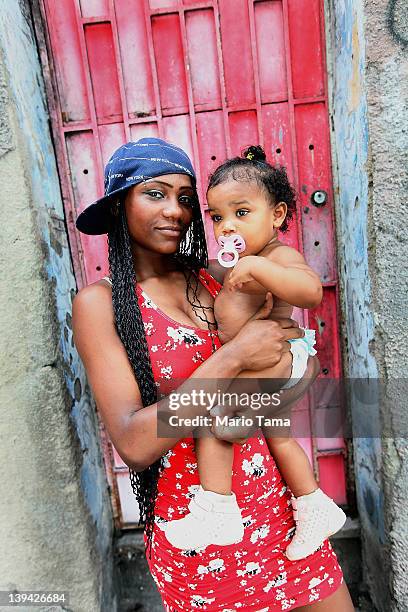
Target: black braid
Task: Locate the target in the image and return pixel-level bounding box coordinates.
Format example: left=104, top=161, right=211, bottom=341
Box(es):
left=107, top=189, right=209, bottom=557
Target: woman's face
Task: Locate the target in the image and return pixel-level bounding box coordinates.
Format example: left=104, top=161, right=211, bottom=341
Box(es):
left=124, top=174, right=195, bottom=254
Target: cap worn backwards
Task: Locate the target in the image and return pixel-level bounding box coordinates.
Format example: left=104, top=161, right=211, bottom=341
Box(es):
left=75, top=137, right=196, bottom=235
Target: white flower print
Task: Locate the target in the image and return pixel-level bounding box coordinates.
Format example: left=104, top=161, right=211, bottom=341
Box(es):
left=141, top=293, right=158, bottom=310
left=153, top=564, right=173, bottom=583
left=242, top=514, right=255, bottom=528
left=162, top=449, right=175, bottom=468
left=309, top=589, right=320, bottom=602
left=263, top=572, right=288, bottom=592
left=144, top=321, right=155, bottom=336
left=250, top=524, right=270, bottom=543
left=186, top=462, right=197, bottom=473
left=167, top=325, right=205, bottom=347
left=185, top=484, right=200, bottom=500
left=160, top=365, right=173, bottom=379
left=275, top=588, right=285, bottom=600
left=192, top=350, right=205, bottom=363
left=237, top=562, right=261, bottom=577
left=242, top=453, right=266, bottom=478
left=191, top=594, right=216, bottom=607
left=309, top=574, right=328, bottom=589
left=197, top=559, right=225, bottom=575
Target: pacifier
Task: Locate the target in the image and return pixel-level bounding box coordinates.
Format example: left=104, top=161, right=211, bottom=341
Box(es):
left=217, top=234, right=246, bottom=268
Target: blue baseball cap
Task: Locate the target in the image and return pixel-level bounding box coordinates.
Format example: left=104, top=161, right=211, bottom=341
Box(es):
left=75, top=137, right=197, bottom=235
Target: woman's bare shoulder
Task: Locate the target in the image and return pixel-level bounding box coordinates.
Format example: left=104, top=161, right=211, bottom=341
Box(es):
left=72, top=278, right=114, bottom=328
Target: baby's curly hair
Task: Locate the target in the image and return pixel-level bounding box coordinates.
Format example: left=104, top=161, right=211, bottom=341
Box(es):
left=207, top=145, right=297, bottom=232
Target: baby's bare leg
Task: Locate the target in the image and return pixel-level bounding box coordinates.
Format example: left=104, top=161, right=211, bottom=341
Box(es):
left=264, top=437, right=317, bottom=496
left=195, top=437, right=234, bottom=495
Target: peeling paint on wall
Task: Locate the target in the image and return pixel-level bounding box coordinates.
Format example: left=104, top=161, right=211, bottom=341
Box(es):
left=325, top=0, right=388, bottom=607
left=0, top=0, right=108, bottom=536
left=0, top=1, right=114, bottom=608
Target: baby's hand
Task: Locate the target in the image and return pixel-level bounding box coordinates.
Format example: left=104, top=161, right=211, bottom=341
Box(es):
left=227, top=256, right=258, bottom=291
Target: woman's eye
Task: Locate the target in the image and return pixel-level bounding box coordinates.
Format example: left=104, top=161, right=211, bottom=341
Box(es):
left=211, top=215, right=222, bottom=223
left=146, top=190, right=163, bottom=199
left=179, top=196, right=193, bottom=206
left=236, top=209, right=249, bottom=217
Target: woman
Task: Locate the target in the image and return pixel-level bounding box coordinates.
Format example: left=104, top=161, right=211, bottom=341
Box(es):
left=72, top=138, right=354, bottom=611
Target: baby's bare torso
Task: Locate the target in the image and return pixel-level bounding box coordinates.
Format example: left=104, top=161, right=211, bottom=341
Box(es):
left=214, top=243, right=293, bottom=343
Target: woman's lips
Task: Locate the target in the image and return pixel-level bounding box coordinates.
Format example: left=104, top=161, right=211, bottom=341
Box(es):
left=156, top=226, right=183, bottom=237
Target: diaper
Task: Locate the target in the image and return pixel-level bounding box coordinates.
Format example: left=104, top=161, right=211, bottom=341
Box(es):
left=281, top=328, right=317, bottom=390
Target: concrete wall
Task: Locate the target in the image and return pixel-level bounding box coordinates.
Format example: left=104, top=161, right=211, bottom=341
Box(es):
left=0, top=1, right=115, bottom=610
left=325, top=0, right=408, bottom=609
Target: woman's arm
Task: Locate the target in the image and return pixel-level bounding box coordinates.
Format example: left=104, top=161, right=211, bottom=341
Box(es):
left=72, top=282, right=303, bottom=472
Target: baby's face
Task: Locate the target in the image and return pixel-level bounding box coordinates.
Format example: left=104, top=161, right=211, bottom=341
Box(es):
left=207, top=180, right=286, bottom=257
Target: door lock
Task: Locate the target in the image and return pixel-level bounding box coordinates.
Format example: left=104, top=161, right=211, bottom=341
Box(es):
left=311, top=190, right=328, bottom=207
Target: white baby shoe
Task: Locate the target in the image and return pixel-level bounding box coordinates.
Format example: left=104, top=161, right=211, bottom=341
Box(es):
left=162, top=485, right=244, bottom=550
left=285, top=488, right=346, bottom=561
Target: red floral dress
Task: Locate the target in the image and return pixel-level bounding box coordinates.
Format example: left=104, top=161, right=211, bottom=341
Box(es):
left=136, top=269, right=344, bottom=611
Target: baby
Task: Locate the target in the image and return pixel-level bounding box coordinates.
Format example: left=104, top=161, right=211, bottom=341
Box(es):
left=163, top=146, right=346, bottom=560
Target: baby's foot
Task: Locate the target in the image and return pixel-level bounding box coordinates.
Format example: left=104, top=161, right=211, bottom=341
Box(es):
left=285, top=488, right=346, bottom=561
left=161, top=485, right=244, bottom=550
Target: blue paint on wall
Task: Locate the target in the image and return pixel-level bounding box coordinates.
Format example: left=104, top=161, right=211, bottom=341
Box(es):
left=330, top=0, right=385, bottom=544
left=0, top=0, right=111, bottom=552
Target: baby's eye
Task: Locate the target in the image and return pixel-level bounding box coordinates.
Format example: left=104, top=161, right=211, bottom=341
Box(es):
left=236, top=209, right=249, bottom=217
left=146, top=190, right=163, bottom=199
left=211, top=215, right=222, bottom=223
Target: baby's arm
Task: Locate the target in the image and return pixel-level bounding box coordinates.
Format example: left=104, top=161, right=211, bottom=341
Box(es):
left=227, top=247, right=322, bottom=309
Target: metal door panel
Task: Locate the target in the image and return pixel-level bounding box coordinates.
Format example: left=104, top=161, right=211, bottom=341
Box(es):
left=152, top=14, right=189, bottom=115
left=218, top=0, right=256, bottom=107
left=99, top=123, right=126, bottom=165
left=163, top=115, right=194, bottom=162
left=287, top=0, right=325, bottom=99
left=115, top=0, right=156, bottom=118
left=295, top=103, right=335, bottom=282
left=229, top=110, right=258, bottom=157
left=44, top=0, right=90, bottom=123
left=130, top=122, right=159, bottom=141
left=66, top=132, right=108, bottom=282
left=185, top=9, right=222, bottom=110
left=79, top=0, right=109, bottom=18
left=39, top=0, right=349, bottom=525
left=85, top=23, right=123, bottom=123
left=254, top=1, right=287, bottom=103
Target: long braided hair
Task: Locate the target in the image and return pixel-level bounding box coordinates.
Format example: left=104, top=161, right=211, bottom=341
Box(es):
left=107, top=188, right=212, bottom=556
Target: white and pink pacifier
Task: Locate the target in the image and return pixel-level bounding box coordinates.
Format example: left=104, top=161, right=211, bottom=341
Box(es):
left=217, top=234, right=246, bottom=268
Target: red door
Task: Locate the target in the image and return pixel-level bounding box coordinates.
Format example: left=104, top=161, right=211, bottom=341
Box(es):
left=40, top=0, right=347, bottom=527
